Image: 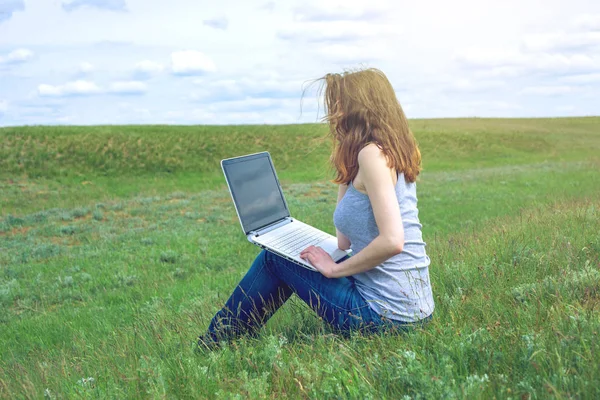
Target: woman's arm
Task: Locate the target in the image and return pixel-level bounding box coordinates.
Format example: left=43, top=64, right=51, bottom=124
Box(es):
left=336, top=184, right=352, bottom=250
left=301, top=144, right=404, bottom=278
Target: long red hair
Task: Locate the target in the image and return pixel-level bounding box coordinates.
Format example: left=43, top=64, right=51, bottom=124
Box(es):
left=320, top=68, right=421, bottom=184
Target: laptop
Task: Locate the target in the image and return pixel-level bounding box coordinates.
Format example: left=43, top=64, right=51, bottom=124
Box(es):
left=221, top=151, right=350, bottom=271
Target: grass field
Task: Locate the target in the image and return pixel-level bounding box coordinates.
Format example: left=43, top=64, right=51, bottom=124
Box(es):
left=1, top=118, right=599, bottom=399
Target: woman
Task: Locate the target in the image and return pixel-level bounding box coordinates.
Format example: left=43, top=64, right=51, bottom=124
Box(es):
left=199, top=68, right=434, bottom=348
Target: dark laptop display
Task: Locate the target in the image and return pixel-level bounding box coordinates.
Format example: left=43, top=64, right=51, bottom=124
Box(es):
left=221, top=152, right=289, bottom=234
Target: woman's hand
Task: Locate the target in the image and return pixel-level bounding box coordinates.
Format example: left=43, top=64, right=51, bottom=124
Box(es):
left=300, top=245, right=337, bottom=278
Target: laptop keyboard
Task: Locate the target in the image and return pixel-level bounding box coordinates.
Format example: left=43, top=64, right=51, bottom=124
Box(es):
left=261, top=226, right=329, bottom=257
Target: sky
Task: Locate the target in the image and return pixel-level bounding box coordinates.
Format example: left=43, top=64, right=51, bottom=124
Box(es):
left=0, top=0, right=599, bottom=126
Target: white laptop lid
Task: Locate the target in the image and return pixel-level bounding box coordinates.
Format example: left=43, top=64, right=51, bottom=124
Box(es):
left=221, top=152, right=291, bottom=235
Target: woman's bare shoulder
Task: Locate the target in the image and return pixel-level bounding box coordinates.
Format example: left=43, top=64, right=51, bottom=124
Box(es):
left=355, top=144, right=397, bottom=189
left=357, top=143, right=386, bottom=165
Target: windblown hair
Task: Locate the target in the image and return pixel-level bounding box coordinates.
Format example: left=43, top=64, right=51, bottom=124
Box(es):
left=320, top=68, right=421, bottom=184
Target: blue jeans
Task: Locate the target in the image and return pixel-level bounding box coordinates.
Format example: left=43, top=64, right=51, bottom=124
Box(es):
left=205, top=249, right=424, bottom=343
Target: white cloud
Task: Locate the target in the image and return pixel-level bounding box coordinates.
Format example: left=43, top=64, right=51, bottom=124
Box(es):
left=571, top=14, right=600, bottom=31
left=259, top=2, right=275, bottom=12
left=79, top=61, right=94, bottom=73
left=108, top=81, right=147, bottom=94
left=134, top=108, right=150, bottom=117
left=171, top=50, right=216, bottom=75
left=562, top=73, right=600, bottom=84
left=463, top=100, right=521, bottom=111
left=0, top=48, right=34, bottom=64
left=555, top=105, right=576, bottom=112
left=190, top=75, right=305, bottom=101
left=0, top=99, right=8, bottom=113
left=37, top=79, right=146, bottom=97
left=38, top=80, right=102, bottom=97
left=203, top=16, right=228, bottom=30
left=455, top=48, right=521, bottom=68
left=457, top=13, right=600, bottom=80
left=292, top=0, right=390, bottom=22
left=226, top=111, right=264, bottom=123
left=56, top=115, right=75, bottom=123
left=313, top=43, right=385, bottom=63
left=522, top=31, right=600, bottom=52
left=0, top=0, right=25, bottom=23
left=62, top=0, right=127, bottom=12
left=277, top=21, right=401, bottom=43
left=134, top=60, right=164, bottom=78
left=207, top=97, right=296, bottom=112
left=162, top=106, right=303, bottom=125
left=164, top=109, right=217, bottom=123
left=520, top=85, right=579, bottom=96
left=472, top=66, right=522, bottom=79
left=278, top=2, right=401, bottom=67
left=18, top=105, right=60, bottom=117
left=117, top=102, right=151, bottom=118
left=522, top=53, right=599, bottom=71
left=457, top=49, right=600, bottom=76
left=443, top=78, right=505, bottom=93
left=164, top=110, right=185, bottom=119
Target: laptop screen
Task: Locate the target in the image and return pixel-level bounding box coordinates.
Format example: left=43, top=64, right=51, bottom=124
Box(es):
left=222, top=152, right=290, bottom=235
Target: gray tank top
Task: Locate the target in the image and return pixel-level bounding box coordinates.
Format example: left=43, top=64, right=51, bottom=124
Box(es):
left=333, top=173, right=435, bottom=322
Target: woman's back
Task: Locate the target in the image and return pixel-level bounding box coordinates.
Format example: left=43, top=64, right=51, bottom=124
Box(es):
left=334, top=173, right=435, bottom=322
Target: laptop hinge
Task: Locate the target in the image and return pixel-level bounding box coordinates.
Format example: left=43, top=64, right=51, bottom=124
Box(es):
left=250, top=217, right=293, bottom=237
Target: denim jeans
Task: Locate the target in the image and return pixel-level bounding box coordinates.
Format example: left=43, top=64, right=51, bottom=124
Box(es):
left=205, top=249, right=426, bottom=343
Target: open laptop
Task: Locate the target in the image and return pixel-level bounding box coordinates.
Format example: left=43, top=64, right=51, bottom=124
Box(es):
left=221, top=151, right=350, bottom=271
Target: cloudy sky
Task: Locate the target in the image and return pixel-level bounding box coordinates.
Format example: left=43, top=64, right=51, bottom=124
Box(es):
left=0, top=0, right=599, bottom=126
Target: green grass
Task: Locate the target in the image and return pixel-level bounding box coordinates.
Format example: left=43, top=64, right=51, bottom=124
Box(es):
left=1, top=118, right=599, bottom=398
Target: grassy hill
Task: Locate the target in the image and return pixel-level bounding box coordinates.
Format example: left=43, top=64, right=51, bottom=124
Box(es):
left=1, top=118, right=599, bottom=398
left=2, top=118, right=599, bottom=179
